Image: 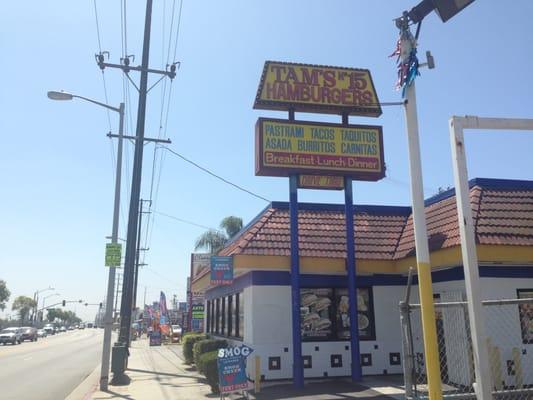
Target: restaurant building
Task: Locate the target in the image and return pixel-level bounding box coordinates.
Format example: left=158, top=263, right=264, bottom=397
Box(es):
left=190, top=177, right=533, bottom=380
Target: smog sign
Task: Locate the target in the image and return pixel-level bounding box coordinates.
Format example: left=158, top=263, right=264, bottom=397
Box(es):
left=254, top=61, right=381, bottom=117
left=255, top=118, right=384, bottom=181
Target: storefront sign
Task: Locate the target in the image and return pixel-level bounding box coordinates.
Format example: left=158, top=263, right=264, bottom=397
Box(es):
left=211, top=256, right=233, bottom=285
left=254, top=61, right=381, bottom=117
left=149, top=329, right=162, bottom=346
left=217, top=344, right=254, bottom=394
left=191, top=253, right=211, bottom=279
left=191, top=304, right=204, bottom=320
left=256, top=118, right=384, bottom=181
left=105, top=243, right=122, bottom=267
left=298, top=175, right=344, bottom=190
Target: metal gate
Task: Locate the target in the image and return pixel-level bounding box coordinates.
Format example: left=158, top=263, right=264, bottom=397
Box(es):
left=400, top=294, right=533, bottom=399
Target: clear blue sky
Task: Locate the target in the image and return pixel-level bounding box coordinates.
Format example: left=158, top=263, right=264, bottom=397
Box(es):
left=1, top=1, right=532, bottom=321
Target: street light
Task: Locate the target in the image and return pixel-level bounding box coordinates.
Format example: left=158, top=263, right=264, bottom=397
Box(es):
left=48, top=89, right=125, bottom=391
left=393, top=1, right=477, bottom=399
left=33, top=287, right=54, bottom=323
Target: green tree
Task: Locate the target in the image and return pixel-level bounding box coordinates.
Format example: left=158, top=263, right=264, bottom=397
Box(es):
left=195, top=216, right=243, bottom=254
left=12, top=296, right=37, bottom=323
left=0, top=280, right=10, bottom=311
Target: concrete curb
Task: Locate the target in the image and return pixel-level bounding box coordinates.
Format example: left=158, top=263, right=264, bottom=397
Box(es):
left=64, top=364, right=101, bottom=400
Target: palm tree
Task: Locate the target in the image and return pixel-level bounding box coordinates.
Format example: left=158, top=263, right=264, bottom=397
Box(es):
left=195, top=216, right=243, bottom=254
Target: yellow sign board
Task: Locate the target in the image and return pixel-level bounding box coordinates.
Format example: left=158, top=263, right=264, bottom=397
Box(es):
left=255, top=118, right=384, bottom=181
left=298, top=175, right=344, bottom=190
left=254, top=61, right=381, bottom=117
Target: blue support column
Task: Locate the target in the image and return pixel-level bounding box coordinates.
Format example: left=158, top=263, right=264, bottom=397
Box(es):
left=289, top=174, right=304, bottom=388
left=344, top=177, right=362, bottom=381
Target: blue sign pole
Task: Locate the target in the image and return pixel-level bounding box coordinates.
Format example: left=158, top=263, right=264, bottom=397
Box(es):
left=289, top=174, right=304, bottom=388
left=344, top=177, right=361, bottom=381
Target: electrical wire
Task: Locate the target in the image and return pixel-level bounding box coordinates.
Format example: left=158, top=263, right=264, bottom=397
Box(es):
left=160, top=145, right=271, bottom=203
left=152, top=210, right=223, bottom=232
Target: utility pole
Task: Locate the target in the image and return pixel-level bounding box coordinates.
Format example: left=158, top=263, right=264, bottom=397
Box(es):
left=113, top=272, right=122, bottom=323
left=100, top=0, right=174, bottom=383
left=113, top=0, right=153, bottom=378
left=132, top=199, right=151, bottom=314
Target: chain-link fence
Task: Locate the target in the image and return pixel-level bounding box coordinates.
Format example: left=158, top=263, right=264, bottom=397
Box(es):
left=400, top=296, right=533, bottom=399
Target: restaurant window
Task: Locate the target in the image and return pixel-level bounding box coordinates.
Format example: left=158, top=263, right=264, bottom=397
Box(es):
left=210, top=300, right=215, bottom=333
left=300, top=287, right=375, bottom=342
left=215, top=298, right=220, bottom=334
left=206, top=300, right=211, bottom=333
left=227, top=295, right=233, bottom=337
left=231, top=293, right=237, bottom=337
left=238, top=292, right=244, bottom=339
left=220, top=297, right=226, bottom=336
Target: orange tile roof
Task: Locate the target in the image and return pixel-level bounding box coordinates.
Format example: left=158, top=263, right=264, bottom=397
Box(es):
left=219, top=178, right=533, bottom=261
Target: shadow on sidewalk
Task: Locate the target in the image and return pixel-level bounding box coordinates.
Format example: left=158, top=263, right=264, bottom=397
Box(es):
left=252, top=380, right=396, bottom=400
left=126, top=367, right=200, bottom=380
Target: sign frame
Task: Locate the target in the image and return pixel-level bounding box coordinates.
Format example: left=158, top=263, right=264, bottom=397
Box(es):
left=253, top=60, right=382, bottom=117
left=255, top=118, right=385, bottom=181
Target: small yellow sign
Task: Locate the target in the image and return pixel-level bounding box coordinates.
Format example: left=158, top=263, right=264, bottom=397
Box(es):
left=254, top=61, right=381, bottom=117
left=255, top=118, right=384, bottom=181
left=298, top=175, right=344, bottom=190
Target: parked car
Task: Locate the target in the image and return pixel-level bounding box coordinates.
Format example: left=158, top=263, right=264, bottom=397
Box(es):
left=170, top=325, right=182, bottom=343
left=78, top=323, right=86, bottom=329
left=0, top=328, right=23, bottom=345
left=37, top=329, right=47, bottom=338
left=20, top=326, right=38, bottom=342
left=67, top=326, right=74, bottom=331
left=59, top=326, right=67, bottom=332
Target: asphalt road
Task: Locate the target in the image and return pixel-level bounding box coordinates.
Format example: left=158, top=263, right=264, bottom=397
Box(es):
left=0, top=328, right=103, bottom=400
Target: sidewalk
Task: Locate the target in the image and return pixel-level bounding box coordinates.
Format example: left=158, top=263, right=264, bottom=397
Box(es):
left=89, top=339, right=214, bottom=400
left=88, top=339, right=401, bottom=400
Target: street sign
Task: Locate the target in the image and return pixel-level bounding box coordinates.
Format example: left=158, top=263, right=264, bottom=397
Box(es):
left=210, top=256, right=233, bottom=285
left=254, top=61, right=382, bottom=117
left=105, top=243, right=122, bottom=267
left=217, top=344, right=254, bottom=394
left=255, top=118, right=385, bottom=181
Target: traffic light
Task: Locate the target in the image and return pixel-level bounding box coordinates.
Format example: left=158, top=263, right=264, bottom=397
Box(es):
left=62, top=300, right=66, bottom=307
left=85, top=303, right=88, bottom=307
left=99, top=302, right=103, bottom=309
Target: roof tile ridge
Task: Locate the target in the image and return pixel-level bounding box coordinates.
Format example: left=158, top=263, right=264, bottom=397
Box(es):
left=239, top=208, right=277, bottom=252
left=392, top=212, right=411, bottom=260
left=472, top=184, right=484, bottom=244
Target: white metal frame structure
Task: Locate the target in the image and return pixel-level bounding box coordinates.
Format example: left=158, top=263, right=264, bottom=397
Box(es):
left=449, top=115, right=533, bottom=400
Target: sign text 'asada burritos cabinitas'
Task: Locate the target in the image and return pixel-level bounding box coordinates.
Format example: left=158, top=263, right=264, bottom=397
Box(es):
left=255, top=118, right=385, bottom=181
left=254, top=61, right=382, bottom=117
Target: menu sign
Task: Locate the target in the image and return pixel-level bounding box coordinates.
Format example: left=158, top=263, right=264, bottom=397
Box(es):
left=300, top=288, right=333, bottom=340
left=335, top=288, right=374, bottom=340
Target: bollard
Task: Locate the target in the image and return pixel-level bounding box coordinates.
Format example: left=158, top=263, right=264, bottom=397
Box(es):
left=255, top=355, right=261, bottom=393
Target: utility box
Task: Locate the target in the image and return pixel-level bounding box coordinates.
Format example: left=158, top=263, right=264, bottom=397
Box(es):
left=111, top=343, right=128, bottom=375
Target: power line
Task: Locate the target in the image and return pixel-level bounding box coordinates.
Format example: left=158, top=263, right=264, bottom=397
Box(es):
left=161, top=145, right=271, bottom=203
left=152, top=209, right=222, bottom=232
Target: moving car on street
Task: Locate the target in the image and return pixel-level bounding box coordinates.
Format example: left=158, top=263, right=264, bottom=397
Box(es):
left=170, top=325, right=182, bottom=343
left=20, top=326, right=38, bottom=342
left=0, top=328, right=23, bottom=345
left=43, top=324, right=55, bottom=335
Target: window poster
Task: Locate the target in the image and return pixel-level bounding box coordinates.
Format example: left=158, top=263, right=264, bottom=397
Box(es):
left=300, top=288, right=334, bottom=340
left=517, top=289, right=533, bottom=344
left=335, top=288, right=374, bottom=340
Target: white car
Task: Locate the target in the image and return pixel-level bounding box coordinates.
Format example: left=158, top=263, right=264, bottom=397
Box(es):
left=0, top=328, right=22, bottom=345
